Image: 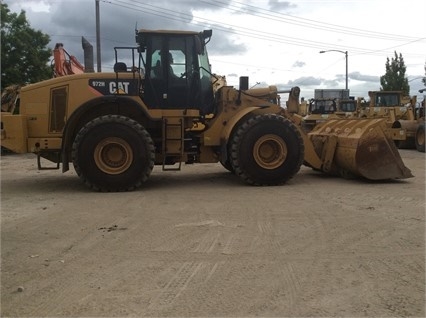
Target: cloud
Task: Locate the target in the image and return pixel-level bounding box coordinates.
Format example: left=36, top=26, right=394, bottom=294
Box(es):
left=292, top=60, right=305, bottom=68
left=176, top=0, right=232, bottom=10
left=280, top=75, right=381, bottom=99
left=5, top=0, right=424, bottom=102
left=348, top=72, right=379, bottom=83
left=286, top=76, right=322, bottom=86
left=323, top=79, right=341, bottom=87
left=283, top=72, right=380, bottom=95
left=4, top=0, right=242, bottom=71
left=208, top=30, right=248, bottom=56
left=268, top=0, right=296, bottom=11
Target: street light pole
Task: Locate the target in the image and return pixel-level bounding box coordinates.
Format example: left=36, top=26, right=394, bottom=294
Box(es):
left=345, top=50, right=348, bottom=90
left=95, top=0, right=101, bottom=72
left=319, top=50, right=348, bottom=90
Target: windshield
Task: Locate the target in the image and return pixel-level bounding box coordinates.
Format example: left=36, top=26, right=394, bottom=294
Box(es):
left=340, top=101, right=356, bottom=112
left=198, top=48, right=214, bottom=114
left=376, top=94, right=399, bottom=107
left=310, top=99, right=336, bottom=114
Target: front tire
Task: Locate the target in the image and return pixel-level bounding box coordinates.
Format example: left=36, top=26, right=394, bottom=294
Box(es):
left=72, top=115, right=155, bottom=191
left=415, top=122, right=425, bottom=152
left=229, top=114, right=304, bottom=185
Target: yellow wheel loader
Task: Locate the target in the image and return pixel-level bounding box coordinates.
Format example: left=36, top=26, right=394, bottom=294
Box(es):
left=0, top=29, right=412, bottom=191
left=358, top=90, right=425, bottom=152
left=300, top=98, right=352, bottom=132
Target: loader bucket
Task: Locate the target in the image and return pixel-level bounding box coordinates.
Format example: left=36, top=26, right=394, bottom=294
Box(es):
left=308, top=118, right=413, bottom=180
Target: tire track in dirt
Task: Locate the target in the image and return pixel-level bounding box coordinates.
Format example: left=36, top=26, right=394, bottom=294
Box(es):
left=355, top=257, right=425, bottom=317
left=221, top=232, right=238, bottom=255
left=28, top=263, right=101, bottom=316
left=147, top=221, right=234, bottom=314
left=277, top=262, right=302, bottom=310
left=146, top=259, right=227, bottom=315
left=204, top=261, right=225, bottom=283
left=148, top=261, right=203, bottom=310
left=245, top=211, right=288, bottom=256
left=2, top=152, right=424, bottom=317
left=192, top=231, right=221, bottom=253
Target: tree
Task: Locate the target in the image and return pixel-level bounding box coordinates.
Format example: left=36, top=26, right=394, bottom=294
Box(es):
left=1, top=3, right=51, bottom=90
left=380, top=51, right=410, bottom=95
left=422, top=61, right=426, bottom=88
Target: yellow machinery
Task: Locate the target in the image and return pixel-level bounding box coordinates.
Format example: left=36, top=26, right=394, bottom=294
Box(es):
left=303, top=117, right=412, bottom=180
left=300, top=98, right=357, bottom=132
left=358, top=90, right=425, bottom=152
left=0, top=29, right=413, bottom=191
left=336, top=99, right=358, bottom=115
left=1, top=85, right=20, bottom=114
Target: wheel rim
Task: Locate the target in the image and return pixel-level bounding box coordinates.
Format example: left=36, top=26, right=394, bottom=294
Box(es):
left=253, top=134, right=288, bottom=169
left=94, top=137, right=133, bottom=175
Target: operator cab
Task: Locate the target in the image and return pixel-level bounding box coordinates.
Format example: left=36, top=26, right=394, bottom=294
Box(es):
left=373, top=92, right=400, bottom=107
left=135, top=29, right=215, bottom=115
left=309, top=99, right=337, bottom=114
left=339, top=100, right=357, bottom=112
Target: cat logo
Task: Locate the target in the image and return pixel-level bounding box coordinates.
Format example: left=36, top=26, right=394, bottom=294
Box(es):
left=89, top=79, right=137, bottom=96
left=109, top=81, right=130, bottom=94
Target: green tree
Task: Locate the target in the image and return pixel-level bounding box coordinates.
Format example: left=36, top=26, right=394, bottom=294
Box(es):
left=380, top=51, right=410, bottom=94
left=1, top=3, right=51, bottom=90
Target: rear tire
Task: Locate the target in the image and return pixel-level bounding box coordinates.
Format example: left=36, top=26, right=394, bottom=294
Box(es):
left=415, top=122, right=425, bottom=152
left=229, top=114, right=304, bottom=185
left=220, top=159, right=234, bottom=173
left=72, top=115, right=155, bottom=191
left=395, top=138, right=415, bottom=149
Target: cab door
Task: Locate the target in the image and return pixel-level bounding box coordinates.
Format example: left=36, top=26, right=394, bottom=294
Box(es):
left=144, top=35, right=196, bottom=109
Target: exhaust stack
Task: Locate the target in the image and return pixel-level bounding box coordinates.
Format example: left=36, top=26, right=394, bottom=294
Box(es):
left=81, top=36, right=94, bottom=73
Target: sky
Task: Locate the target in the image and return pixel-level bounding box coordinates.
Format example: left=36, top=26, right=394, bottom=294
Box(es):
left=4, top=0, right=426, bottom=101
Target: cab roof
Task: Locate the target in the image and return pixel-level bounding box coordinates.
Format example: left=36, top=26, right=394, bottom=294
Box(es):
left=137, top=29, right=200, bottom=35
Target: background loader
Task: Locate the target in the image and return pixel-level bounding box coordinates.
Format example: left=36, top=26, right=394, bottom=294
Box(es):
left=358, top=90, right=425, bottom=152
left=0, top=29, right=412, bottom=191
left=298, top=89, right=358, bottom=132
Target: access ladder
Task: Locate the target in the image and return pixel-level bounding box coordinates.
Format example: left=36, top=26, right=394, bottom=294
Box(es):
left=162, top=117, right=184, bottom=171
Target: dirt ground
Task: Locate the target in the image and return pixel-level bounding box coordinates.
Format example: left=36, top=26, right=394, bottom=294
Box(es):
left=1, top=150, right=425, bottom=317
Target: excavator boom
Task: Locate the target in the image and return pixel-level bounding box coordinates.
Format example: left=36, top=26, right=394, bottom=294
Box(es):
left=52, top=43, right=85, bottom=77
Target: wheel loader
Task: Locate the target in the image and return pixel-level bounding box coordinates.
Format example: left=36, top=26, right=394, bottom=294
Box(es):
left=0, top=29, right=412, bottom=191
left=358, top=90, right=425, bottom=152
left=300, top=98, right=356, bottom=132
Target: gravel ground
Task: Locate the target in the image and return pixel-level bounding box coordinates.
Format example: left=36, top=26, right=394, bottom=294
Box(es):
left=1, top=149, right=425, bottom=317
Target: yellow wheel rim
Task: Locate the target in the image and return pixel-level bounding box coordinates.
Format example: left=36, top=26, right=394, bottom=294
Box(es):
left=94, top=137, right=133, bottom=174
left=253, top=134, right=287, bottom=169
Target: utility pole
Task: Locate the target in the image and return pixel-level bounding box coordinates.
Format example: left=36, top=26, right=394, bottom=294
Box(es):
left=95, top=0, right=101, bottom=72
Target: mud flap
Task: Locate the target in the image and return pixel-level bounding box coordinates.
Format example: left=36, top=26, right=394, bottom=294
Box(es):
left=308, top=118, right=413, bottom=180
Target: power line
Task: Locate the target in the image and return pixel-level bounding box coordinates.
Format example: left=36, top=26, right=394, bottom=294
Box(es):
left=203, top=0, right=423, bottom=42
left=85, top=0, right=424, bottom=79
left=105, top=0, right=423, bottom=58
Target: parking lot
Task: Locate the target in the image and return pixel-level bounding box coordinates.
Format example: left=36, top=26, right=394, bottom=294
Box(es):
left=1, top=150, right=425, bottom=317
